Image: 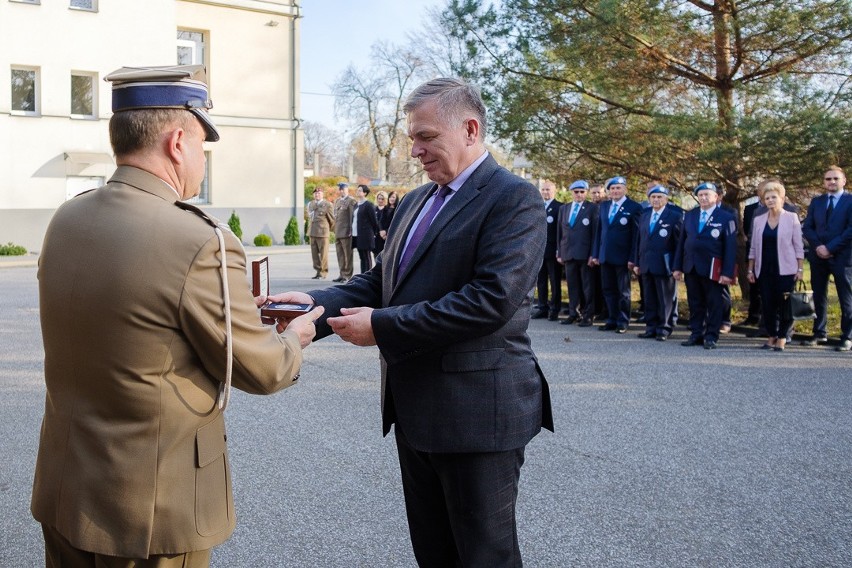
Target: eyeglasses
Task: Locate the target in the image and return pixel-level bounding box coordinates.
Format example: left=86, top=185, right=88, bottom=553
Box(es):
left=825, top=177, right=841, bottom=181
left=572, top=190, right=586, bottom=193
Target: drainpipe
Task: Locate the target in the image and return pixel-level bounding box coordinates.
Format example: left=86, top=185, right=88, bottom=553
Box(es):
left=290, top=1, right=303, bottom=234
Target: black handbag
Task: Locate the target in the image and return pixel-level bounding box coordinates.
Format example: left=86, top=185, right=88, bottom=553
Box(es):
left=783, top=281, right=816, bottom=321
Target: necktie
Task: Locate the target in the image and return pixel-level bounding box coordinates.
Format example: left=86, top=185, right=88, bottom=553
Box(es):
left=698, top=210, right=708, bottom=232
left=569, top=204, right=579, bottom=227
left=609, top=203, right=618, bottom=223
left=397, top=185, right=452, bottom=278
left=827, top=195, right=835, bottom=221
left=650, top=211, right=659, bottom=232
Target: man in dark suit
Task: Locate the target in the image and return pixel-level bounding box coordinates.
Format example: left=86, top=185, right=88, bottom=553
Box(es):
left=632, top=185, right=683, bottom=340
left=532, top=180, right=563, bottom=320
left=802, top=166, right=852, bottom=351
left=590, top=176, right=642, bottom=333
left=352, top=184, right=380, bottom=274
left=275, top=77, right=553, bottom=567
left=673, top=182, right=737, bottom=349
left=557, top=179, right=598, bottom=326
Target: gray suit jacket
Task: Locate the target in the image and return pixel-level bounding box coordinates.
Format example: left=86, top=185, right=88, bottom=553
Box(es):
left=310, top=155, right=553, bottom=453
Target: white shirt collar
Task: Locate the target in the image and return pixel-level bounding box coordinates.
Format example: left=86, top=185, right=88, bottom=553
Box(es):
left=445, top=150, right=489, bottom=193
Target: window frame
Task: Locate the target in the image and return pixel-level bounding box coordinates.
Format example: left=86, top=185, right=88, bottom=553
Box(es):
left=70, top=71, right=98, bottom=119
left=186, top=151, right=212, bottom=205
left=10, top=65, right=40, bottom=116
left=9, top=0, right=41, bottom=5
left=69, top=0, right=97, bottom=12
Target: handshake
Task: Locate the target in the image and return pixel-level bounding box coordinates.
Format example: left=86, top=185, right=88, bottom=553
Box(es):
left=254, top=291, right=376, bottom=348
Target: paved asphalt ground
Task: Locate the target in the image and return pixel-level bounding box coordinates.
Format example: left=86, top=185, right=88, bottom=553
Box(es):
left=1, top=246, right=850, bottom=567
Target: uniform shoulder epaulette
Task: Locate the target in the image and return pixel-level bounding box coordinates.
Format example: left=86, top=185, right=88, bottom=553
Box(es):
left=174, top=201, right=219, bottom=229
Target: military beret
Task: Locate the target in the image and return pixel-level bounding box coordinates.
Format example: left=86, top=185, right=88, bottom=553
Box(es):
left=105, top=64, right=219, bottom=142
left=569, top=180, right=589, bottom=191
left=606, top=176, right=627, bottom=189
left=338, top=182, right=349, bottom=189
left=693, top=182, right=718, bottom=195
left=647, top=184, right=669, bottom=197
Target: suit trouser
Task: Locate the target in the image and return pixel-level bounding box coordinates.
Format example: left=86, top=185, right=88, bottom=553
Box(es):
left=394, top=428, right=525, bottom=568
left=42, top=525, right=211, bottom=568
left=810, top=256, right=852, bottom=341
left=564, top=259, right=594, bottom=319
left=600, top=262, right=631, bottom=326
left=354, top=242, right=373, bottom=274
left=592, top=265, right=606, bottom=317
left=641, top=272, right=676, bottom=336
left=335, top=236, right=353, bottom=280
left=310, top=236, right=329, bottom=277
left=684, top=271, right=725, bottom=342
left=535, top=257, right=561, bottom=314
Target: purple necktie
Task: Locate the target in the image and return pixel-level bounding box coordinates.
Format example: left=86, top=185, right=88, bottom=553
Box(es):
left=397, top=185, right=451, bottom=278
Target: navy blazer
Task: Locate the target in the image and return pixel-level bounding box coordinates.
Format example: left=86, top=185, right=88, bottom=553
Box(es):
left=353, top=200, right=380, bottom=251
left=309, top=155, right=553, bottom=453
left=557, top=201, right=598, bottom=261
left=674, top=206, right=737, bottom=278
left=633, top=204, right=684, bottom=276
left=543, top=199, right=562, bottom=258
left=592, top=198, right=642, bottom=265
left=802, top=192, right=852, bottom=266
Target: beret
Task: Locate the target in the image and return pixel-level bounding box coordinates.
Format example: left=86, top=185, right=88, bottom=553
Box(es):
left=606, top=176, right=627, bottom=189
left=569, top=180, right=589, bottom=191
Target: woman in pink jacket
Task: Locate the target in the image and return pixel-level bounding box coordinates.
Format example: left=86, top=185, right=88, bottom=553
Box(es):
left=747, top=180, right=805, bottom=351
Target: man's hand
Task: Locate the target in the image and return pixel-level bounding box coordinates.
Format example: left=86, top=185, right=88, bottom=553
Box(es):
left=633, top=266, right=641, bottom=276
left=673, top=270, right=683, bottom=281
left=588, top=257, right=599, bottom=267
left=285, top=306, right=324, bottom=348
left=719, top=275, right=733, bottom=285
left=816, top=245, right=832, bottom=259
left=265, top=291, right=314, bottom=330
left=328, top=307, right=376, bottom=346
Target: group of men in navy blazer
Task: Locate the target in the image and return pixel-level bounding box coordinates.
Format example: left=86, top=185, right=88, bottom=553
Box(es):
left=548, top=168, right=852, bottom=352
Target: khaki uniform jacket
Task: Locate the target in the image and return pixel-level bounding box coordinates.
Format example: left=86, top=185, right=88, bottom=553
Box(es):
left=308, top=199, right=334, bottom=237
left=32, top=166, right=303, bottom=558
left=333, top=195, right=356, bottom=238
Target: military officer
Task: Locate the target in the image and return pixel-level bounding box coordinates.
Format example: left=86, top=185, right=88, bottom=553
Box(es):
left=673, top=182, right=737, bottom=349
left=557, top=179, right=598, bottom=326
left=333, top=182, right=357, bottom=282
left=632, top=184, right=683, bottom=340
left=308, top=186, right=335, bottom=279
left=31, top=64, right=322, bottom=567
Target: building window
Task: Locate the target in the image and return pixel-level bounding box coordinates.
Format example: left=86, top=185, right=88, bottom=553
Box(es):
left=11, top=66, right=39, bottom=115
left=177, top=30, right=206, bottom=66
left=186, top=151, right=211, bottom=205
left=71, top=72, right=97, bottom=118
left=69, top=0, right=96, bottom=11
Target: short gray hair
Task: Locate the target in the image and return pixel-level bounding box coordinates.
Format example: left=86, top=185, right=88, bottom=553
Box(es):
left=403, top=77, right=487, bottom=140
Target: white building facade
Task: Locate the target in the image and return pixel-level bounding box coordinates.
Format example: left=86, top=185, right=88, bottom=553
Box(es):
left=0, top=0, right=303, bottom=250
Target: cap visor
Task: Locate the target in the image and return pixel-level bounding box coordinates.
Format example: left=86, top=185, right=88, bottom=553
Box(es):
left=191, top=108, right=219, bottom=142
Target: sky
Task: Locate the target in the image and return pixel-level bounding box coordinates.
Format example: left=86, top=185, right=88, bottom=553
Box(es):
left=299, top=0, right=446, bottom=132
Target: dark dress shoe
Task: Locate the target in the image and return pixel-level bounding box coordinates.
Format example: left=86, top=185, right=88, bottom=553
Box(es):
left=332, top=277, right=346, bottom=283
left=681, top=337, right=703, bottom=346
left=311, top=275, right=322, bottom=279
left=548, top=313, right=559, bottom=321
left=703, top=340, right=717, bottom=350
left=562, top=315, right=579, bottom=325
left=803, top=336, right=828, bottom=346
left=530, top=310, right=547, bottom=319
left=759, top=343, right=773, bottom=350
left=656, top=335, right=667, bottom=342
left=599, top=324, right=617, bottom=331
left=637, top=331, right=656, bottom=339
left=773, top=345, right=785, bottom=352
left=616, top=325, right=627, bottom=334
left=577, top=319, right=593, bottom=327
left=836, top=339, right=852, bottom=352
